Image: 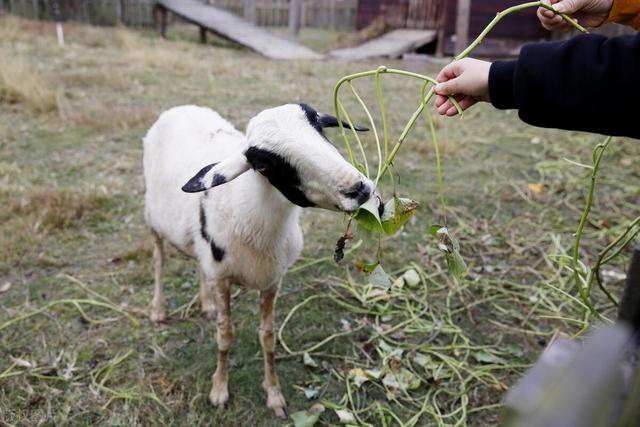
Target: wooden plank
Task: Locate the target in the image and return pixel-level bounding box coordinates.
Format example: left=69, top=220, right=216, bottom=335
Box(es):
left=330, top=29, right=436, bottom=60
left=158, top=0, right=322, bottom=60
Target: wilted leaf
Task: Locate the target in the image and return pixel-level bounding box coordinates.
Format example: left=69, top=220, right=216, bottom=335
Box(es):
left=10, top=356, right=33, bottom=369
left=412, top=353, right=431, bottom=368
left=382, top=368, right=421, bottom=392
left=291, top=403, right=325, bottom=427
left=303, top=352, right=318, bottom=368
left=473, top=351, right=508, bottom=365
left=365, top=368, right=383, bottom=380
left=432, top=226, right=467, bottom=279
left=303, top=386, right=319, bottom=400
left=527, top=182, right=545, bottom=194
left=368, top=264, right=392, bottom=289
left=0, top=281, right=11, bottom=294
left=354, top=197, right=383, bottom=233
left=348, top=368, right=369, bottom=388
left=335, top=409, right=356, bottom=424
left=381, top=197, right=419, bottom=235
left=366, top=289, right=390, bottom=302
left=402, top=269, right=420, bottom=287
left=378, top=340, right=401, bottom=356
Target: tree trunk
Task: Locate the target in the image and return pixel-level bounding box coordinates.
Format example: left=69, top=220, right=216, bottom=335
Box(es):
left=455, top=0, right=470, bottom=55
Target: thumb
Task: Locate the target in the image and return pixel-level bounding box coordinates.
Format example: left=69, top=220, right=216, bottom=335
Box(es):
left=553, top=0, right=577, bottom=14
left=435, top=79, right=460, bottom=96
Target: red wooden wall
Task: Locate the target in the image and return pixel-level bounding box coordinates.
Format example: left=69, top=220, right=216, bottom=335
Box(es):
left=357, top=0, right=549, bottom=41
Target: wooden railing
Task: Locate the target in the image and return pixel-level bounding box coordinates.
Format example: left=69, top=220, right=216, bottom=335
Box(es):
left=209, top=0, right=358, bottom=30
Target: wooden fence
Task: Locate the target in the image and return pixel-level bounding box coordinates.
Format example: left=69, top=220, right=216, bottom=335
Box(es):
left=1, top=0, right=358, bottom=30
left=1, top=0, right=157, bottom=26
left=209, top=0, right=358, bottom=30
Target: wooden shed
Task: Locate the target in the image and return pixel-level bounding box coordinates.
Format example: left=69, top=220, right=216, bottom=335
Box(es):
left=356, top=0, right=551, bottom=56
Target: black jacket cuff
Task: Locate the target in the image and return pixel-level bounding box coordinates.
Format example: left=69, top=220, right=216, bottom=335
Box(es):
left=489, top=61, right=517, bottom=110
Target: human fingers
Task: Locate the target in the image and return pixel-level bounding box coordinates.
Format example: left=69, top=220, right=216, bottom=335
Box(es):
left=434, top=94, right=447, bottom=108
left=445, top=96, right=477, bottom=116
left=437, top=98, right=453, bottom=115
left=436, top=61, right=466, bottom=86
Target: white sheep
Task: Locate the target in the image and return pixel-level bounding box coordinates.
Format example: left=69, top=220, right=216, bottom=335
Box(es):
left=143, top=103, right=373, bottom=417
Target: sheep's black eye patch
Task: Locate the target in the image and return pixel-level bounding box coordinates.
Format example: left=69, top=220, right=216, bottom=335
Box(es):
left=245, top=147, right=315, bottom=208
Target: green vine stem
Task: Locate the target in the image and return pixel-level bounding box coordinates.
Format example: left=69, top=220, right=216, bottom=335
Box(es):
left=571, top=137, right=612, bottom=319
left=455, top=1, right=587, bottom=60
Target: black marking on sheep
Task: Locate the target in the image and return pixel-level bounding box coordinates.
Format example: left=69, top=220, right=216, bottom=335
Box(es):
left=299, top=103, right=370, bottom=133
left=244, top=146, right=315, bottom=208
left=199, top=199, right=225, bottom=262
left=182, top=162, right=225, bottom=193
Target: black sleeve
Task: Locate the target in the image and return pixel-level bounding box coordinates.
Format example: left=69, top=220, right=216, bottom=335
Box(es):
left=488, top=33, right=640, bottom=139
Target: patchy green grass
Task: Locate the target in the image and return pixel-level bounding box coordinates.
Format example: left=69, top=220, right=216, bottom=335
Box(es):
left=0, top=15, right=638, bottom=426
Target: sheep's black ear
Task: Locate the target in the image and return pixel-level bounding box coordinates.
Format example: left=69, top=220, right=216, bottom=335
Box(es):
left=182, top=152, right=250, bottom=193
left=318, top=113, right=369, bottom=132
left=182, top=163, right=223, bottom=193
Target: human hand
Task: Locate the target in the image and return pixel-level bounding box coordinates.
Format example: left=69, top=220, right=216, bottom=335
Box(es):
left=537, top=0, right=613, bottom=31
left=434, top=58, right=491, bottom=117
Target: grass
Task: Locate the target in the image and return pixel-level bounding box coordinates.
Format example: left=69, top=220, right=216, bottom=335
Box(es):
left=0, top=14, right=638, bottom=426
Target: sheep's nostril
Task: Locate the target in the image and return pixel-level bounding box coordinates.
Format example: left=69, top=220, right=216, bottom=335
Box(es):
left=342, top=181, right=371, bottom=205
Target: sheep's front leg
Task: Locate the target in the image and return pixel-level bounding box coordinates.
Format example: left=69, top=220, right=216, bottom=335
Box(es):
left=150, top=229, right=166, bottom=323
left=197, top=265, right=217, bottom=320
left=260, top=288, right=286, bottom=418
left=209, top=279, right=232, bottom=409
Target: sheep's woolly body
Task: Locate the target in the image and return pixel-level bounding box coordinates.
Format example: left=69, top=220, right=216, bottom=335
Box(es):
left=143, top=105, right=303, bottom=290
left=142, top=103, right=374, bottom=416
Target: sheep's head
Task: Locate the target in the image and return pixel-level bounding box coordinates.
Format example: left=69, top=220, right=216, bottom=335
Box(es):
left=183, top=104, right=375, bottom=213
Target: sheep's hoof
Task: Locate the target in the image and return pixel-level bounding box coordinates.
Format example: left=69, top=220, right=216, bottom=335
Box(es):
left=209, top=378, right=229, bottom=409
left=149, top=307, right=166, bottom=323
left=265, top=386, right=287, bottom=419
left=201, top=305, right=217, bottom=321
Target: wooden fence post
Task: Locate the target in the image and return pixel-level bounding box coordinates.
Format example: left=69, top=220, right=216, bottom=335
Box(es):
left=154, top=5, right=168, bottom=38
left=244, top=0, right=255, bottom=23
left=455, top=0, right=470, bottom=55
left=435, top=0, right=448, bottom=57
left=289, top=0, right=302, bottom=37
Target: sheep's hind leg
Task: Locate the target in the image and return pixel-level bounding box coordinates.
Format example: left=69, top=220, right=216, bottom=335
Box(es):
left=150, top=229, right=166, bottom=323
left=198, top=265, right=217, bottom=320
left=209, top=279, right=232, bottom=409
left=260, top=287, right=286, bottom=418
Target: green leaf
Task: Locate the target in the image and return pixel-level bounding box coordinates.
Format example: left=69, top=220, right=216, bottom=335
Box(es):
left=303, top=352, right=318, bottom=368
left=381, top=197, right=420, bottom=235
left=368, top=264, right=391, bottom=289
left=354, top=196, right=383, bottom=233
left=473, top=351, right=508, bottom=365
left=357, top=261, right=378, bottom=273
left=433, top=226, right=467, bottom=279
left=429, top=224, right=444, bottom=238
left=382, top=368, right=421, bottom=392
left=291, top=403, right=325, bottom=427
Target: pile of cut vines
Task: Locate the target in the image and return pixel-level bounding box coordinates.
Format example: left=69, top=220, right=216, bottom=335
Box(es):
left=285, top=2, right=638, bottom=426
